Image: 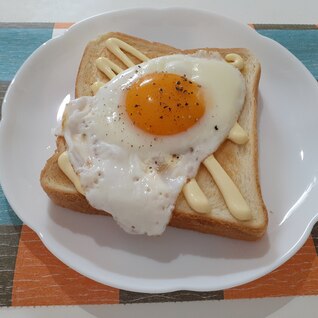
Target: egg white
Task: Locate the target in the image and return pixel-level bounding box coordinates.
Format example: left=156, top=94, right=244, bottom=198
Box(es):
left=63, top=54, right=246, bottom=235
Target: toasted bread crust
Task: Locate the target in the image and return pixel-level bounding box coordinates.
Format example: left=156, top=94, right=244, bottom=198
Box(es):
left=41, top=32, right=267, bottom=240
left=40, top=150, right=265, bottom=240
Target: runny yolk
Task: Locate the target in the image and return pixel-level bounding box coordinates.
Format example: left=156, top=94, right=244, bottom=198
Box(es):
left=125, top=73, right=206, bottom=135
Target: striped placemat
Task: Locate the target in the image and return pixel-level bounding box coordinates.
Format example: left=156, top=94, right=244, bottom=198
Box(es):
left=0, top=23, right=318, bottom=307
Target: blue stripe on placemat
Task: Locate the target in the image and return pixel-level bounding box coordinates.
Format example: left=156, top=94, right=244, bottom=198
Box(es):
left=0, top=79, right=22, bottom=225
left=0, top=186, right=22, bottom=225
left=256, top=29, right=318, bottom=79
left=0, top=28, right=53, bottom=81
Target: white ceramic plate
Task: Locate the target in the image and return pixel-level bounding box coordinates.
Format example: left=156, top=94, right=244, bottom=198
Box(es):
left=1, top=8, right=318, bottom=293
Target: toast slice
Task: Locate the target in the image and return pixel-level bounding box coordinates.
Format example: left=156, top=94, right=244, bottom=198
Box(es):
left=41, top=32, right=267, bottom=240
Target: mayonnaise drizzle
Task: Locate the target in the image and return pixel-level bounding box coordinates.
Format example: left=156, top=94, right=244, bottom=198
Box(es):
left=225, top=53, right=244, bottom=70
left=203, top=155, right=251, bottom=220
left=183, top=179, right=210, bottom=213
left=105, top=37, right=149, bottom=68
left=91, top=81, right=105, bottom=95
left=58, top=151, right=85, bottom=195
left=228, top=122, right=249, bottom=144
left=96, top=57, right=124, bottom=80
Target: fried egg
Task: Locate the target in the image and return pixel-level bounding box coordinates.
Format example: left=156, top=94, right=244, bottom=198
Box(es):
left=63, top=53, right=246, bottom=235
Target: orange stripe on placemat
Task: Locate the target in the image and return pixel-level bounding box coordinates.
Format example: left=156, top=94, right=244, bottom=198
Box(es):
left=224, top=237, right=318, bottom=299
left=54, top=22, right=74, bottom=29
left=12, top=225, right=119, bottom=306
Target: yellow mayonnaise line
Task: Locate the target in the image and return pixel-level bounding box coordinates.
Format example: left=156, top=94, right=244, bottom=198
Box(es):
left=183, top=179, right=210, bottom=213
left=91, top=38, right=149, bottom=94
left=225, top=53, right=244, bottom=70
left=105, top=38, right=149, bottom=68
left=91, top=81, right=105, bottom=95
left=96, top=57, right=124, bottom=80
left=203, top=155, right=251, bottom=221
left=228, top=122, right=249, bottom=144
left=58, top=151, right=85, bottom=195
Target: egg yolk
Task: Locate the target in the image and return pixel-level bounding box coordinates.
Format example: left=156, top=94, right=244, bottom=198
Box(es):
left=125, top=73, right=206, bottom=135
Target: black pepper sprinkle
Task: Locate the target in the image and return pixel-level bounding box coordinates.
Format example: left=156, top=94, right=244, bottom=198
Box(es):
left=159, top=116, right=163, bottom=119
left=134, top=104, right=139, bottom=108
left=176, top=81, right=181, bottom=85
left=196, top=102, right=199, bottom=106
left=214, top=125, right=219, bottom=131
left=185, top=102, right=188, bottom=106
left=159, top=88, right=163, bottom=92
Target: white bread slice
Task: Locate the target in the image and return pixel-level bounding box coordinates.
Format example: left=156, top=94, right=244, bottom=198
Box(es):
left=41, top=32, right=267, bottom=240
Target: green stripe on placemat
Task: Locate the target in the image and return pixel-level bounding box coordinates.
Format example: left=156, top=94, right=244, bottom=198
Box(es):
left=311, top=223, right=318, bottom=255
left=119, top=290, right=224, bottom=303
left=0, top=225, right=22, bottom=306
left=0, top=187, right=22, bottom=226
left=0, top=81, right=9, bottom=119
